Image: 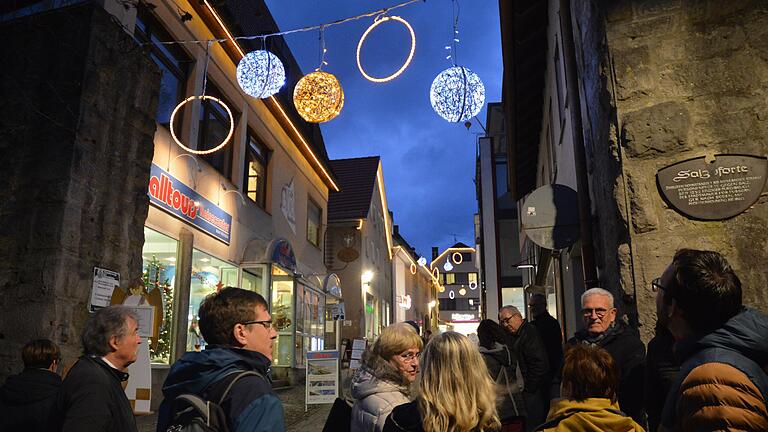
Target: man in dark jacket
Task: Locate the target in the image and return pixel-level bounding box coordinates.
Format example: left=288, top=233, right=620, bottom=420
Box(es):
left=656, top=249, right=768, bottom=431
left=499, top=305, right=549, bottom=431
left=0, top=339, right=62, bottom=432
left=156, top=287, right=284, bottom=432
left=644, top=324, right=678, bottom=432
left=56, top=305, right=142, bottom=432
left=566, top=288, right=646, bottom=427
left=528, top=293, right=563, bottom=405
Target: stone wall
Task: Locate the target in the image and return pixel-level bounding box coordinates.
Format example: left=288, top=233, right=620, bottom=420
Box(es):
left=574, top=0, right=768, bottom=340
left=0, top=4, right=159, bottom=378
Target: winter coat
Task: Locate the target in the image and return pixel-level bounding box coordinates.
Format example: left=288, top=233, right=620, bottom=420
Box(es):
left=534, top=398, right=644, bottom=432
left=644, top=325, right=678, bottom=432
left=530, top=311, right=564, bottom=383
left=351, top=350, right=411, bottom=432
left=156, top=346, right=284, bottom=432
left=0, top=368, right=61, bottom=432
left=660, top=307, right=768, bottom=432
left=507, top=321, right=549, bottom=395
left=479, top=342, right=526, bottom=420
left=55, top=356, right=137, bottom=432
left=382, top=400, right=423, bottom=432
left=567, top=321, right=646, bottom=426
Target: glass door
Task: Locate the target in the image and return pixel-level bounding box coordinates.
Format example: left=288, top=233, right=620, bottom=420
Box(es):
left=271, top=266, right=294, bottom=367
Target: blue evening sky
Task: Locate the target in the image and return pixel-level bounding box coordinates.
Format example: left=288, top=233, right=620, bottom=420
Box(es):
left=263, top=0, right=502, bottom=258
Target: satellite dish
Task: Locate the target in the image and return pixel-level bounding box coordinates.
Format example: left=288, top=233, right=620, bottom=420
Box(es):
left=521, top=184, right=580, bottom=250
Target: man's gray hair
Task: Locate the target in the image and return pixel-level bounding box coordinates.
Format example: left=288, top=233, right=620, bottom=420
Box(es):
left=499, top=305, right=522, bottom=318
left=81, top=305, right=138, bottom=356
left=580, top=288, right=614, bottom=308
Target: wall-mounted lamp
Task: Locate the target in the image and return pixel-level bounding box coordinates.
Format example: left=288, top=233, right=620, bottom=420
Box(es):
left=221, top=184, right=246, bottom=206
left=361, top=270, right=374, bottom=284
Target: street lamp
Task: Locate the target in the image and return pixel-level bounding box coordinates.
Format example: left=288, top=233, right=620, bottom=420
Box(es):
left=361, top=270, right=374, bottom=284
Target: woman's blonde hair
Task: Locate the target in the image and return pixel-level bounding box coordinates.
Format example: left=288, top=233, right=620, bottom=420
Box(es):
left=417, top=332, right=500, bottom=432
left=372, top=322, right=423, bottom=360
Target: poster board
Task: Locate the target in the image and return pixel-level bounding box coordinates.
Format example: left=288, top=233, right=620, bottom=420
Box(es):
left=90, top=267, right=120, bottom=312
left=306, top=350, right=339, bottom=410
left=350, top=338, right=366, bottom=370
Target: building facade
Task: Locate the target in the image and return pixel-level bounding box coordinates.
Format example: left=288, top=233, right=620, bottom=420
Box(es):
left=431, top=243, right=481, bottom=335
left=325, top=157, right=394, bottom=343
left=499, top=0, right=768, bottom=340
left=391, top=226, right=439, bottom=332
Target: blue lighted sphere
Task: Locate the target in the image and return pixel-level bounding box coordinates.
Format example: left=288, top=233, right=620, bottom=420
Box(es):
left=237, top=50, right=286, bottom=99
left=429, top=66, right=485, bottom=122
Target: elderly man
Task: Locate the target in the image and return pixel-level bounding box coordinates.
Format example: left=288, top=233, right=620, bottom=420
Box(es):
left=499, top=305, right=549, bottom=431
left=567, top=288, right=645, bottom=426
left=56, top=305, right=141, bottom=432
left=657, top=249, right=768, bottom=431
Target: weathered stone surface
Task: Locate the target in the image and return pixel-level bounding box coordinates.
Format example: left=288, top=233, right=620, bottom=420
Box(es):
left=626, top=170, right=659, bottom=233
left=0, top=5, right=159, bottom=378
left=621, top=102, right=691, bottom=159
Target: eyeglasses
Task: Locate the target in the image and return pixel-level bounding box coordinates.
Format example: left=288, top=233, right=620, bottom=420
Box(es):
left=581, top=308, right=609, bottom=318
left=241, top=320, right=274, bottom=330
left=651, top=277, right=666, bottom=293
left=398, top=351, right=420, bottom=363
left=500, top=314, right=518, bottom=324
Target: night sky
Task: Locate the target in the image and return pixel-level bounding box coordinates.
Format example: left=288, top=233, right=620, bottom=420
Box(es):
left=263, top=0, right=502, bottom=259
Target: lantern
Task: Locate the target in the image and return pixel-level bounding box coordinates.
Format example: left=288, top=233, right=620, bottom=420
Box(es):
left=430, top=66, right=485, bottom=122
left=293, top=71, right=344, bottom=123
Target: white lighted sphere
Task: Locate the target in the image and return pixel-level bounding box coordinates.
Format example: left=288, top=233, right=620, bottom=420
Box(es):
left=237, top=50, right=286, bottom=99
left=430, top=66, right=485, bottom=122
left=293, top=71, right=345, bottom=123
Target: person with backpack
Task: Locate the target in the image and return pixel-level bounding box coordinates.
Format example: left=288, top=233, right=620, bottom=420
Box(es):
left=477, top=319, right=526, bottom=432
left=534, top=344, right=643, bottom=432
left=655, top=249, right=768, bottom=431
left=156, top=287, right=284, bottom=432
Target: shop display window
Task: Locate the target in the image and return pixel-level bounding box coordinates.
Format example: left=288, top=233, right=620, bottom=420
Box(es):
left=271, top=266, right=294, bottom=367
left=295, top=284, right=325, bottom=365
left=188, top=250, right=237, bottom=351
left=241, top=266, right=267, bottom=299
left=141, top=227, right=178, bottom=364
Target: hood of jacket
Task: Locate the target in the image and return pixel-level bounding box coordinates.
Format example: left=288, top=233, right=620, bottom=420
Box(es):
left=680, top=307, right=768, bottom=365
left=351, top=350, right=410, bottom=401
left=161, top=346, right=271, bottom=399
left=0, top=368, right=61, bottom=405
left=543, top=398, right=643, bottom=432
left=478, top=342, right=511, bottom=367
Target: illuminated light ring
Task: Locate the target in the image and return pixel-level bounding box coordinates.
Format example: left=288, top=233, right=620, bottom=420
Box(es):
left=356, top=16, right=416, bottom=83
left=438, top=285, right=445, bottom=293
left=452, top=252, right=463, bottom=265
left=449, top=290, right=455, bottom=300
left=170, top=95, right=234, bottom=155
left=469, top=281, right=478, bottom=290
left=410, top=263, right=417, bottom=275
left=432, top=267, right=440, bottom=280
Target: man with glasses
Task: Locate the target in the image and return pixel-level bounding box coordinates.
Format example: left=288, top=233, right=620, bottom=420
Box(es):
left=156, top=287, right=284, bottom=432
left=566, top=288, right=646, bottom=426
left=498, top=305, right=549, bottom=431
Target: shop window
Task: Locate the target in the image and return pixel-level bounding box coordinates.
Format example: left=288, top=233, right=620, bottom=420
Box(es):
left=134, top=6, right=192, bottom=128
left=199, top=82, right=237, bottom=178
left=295, top=285, right=325, bottom=366
left=142, top=227, right=178, bottom=364
left=187, top=249, right=237, bottom=351
left=271, top=266, right=294, bottom=367
left=243, top=134, right=269, bottom=208
left=307, top=199, right=322, bottom=248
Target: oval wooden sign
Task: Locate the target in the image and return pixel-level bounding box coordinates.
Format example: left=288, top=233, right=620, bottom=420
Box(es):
left=656, top=154, right=767, bottom=220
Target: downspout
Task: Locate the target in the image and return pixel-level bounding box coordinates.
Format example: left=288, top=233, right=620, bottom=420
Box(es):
left=559, top=0, right=598, bottom=288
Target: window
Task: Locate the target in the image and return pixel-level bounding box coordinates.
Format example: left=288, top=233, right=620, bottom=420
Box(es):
left=468, top=273, right=478, bottom=284
left=462, top=252, right=473, bottom=263
left=199, top=82, right=237, bottom=177
left=141, top=227, right=178, bottom=364
left=445, top=273, right=456, bottom=285
left=135, top=7, right=192, bottom=128
left=188, top=250, right=237, bottom=351
left=439, top=298, right=457, bottom=311
left=307, top=199, right=321, bottom=247
left=243, top=133, right=269, bottom=208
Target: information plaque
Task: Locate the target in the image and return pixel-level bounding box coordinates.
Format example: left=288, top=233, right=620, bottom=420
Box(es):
left=656, top=154, right=767, bottom=220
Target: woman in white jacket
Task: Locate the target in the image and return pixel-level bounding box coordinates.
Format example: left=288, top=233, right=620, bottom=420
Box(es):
left=350, top=322, right=423, bottom=432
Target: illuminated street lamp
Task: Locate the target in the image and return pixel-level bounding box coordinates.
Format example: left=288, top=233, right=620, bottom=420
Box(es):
left=361, top=270, right=374, bottom=284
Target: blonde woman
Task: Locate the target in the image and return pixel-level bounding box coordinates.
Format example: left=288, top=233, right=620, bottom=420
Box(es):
left=351, top=322, right=423, bottom=432
left=383, top=331, right=501, bottom=432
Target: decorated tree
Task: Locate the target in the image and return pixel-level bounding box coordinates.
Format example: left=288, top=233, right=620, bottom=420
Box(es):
left=144, top=255, right=173, bottom=363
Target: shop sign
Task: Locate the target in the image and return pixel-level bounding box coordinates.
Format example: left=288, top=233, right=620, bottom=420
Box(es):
left=269, top=239, right=297, bottom=271
left=306, top=350, right=339, bottom=406
left=451, top=313, right=476, bottom=321
left=89, top=267, right=120, bottom=312
left=656, top=154, right=767, bottom=220
left=148, top=164, right=232, bottom=244
left=397, top=294, right=412, bottom=310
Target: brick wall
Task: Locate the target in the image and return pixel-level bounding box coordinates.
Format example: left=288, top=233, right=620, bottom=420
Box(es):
left=0, top=4, right=159, bottom=377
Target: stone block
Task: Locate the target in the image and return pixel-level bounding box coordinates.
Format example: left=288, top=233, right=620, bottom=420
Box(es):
left=626, top=170, right=659, bottom=233
left=684, top=26, right=747, bottom=61
left=635, top=0, right=682, bottom=18
left=621, top=101, right=691, bottom=159
left=612, top=45, right=657, bottom=101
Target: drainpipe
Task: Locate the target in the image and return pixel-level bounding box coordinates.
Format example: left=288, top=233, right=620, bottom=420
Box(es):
left=559, top=0, right=598, bottom=288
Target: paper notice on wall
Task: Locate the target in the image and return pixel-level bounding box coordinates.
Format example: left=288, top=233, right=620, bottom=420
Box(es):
left=90, top=267, right=120, bottom=312
left=124, top=305, right=155, bottom=338
left=352, top=338, right=366, bottom=351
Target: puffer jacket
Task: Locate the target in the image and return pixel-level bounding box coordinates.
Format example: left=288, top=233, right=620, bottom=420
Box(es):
left=534, top=398, right=644, bottom=432
left=660, top=307, right=768, bottom=432
left=351, top=351, right=411, bottom=432
left=478, top=342, right=526, bottom=421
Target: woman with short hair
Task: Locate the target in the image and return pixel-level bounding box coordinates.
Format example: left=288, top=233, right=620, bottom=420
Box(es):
left=351, top=322, right=423, bottom=432
left=383, top=331, right=501, bottom=432
left=534, top=344, right=644, bottom=431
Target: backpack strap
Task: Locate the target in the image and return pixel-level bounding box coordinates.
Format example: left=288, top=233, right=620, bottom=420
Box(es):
left=209, top=370, right=265, bottom=405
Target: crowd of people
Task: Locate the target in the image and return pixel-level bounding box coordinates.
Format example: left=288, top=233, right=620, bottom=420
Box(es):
left=1, top=248, right=767, bottom=432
